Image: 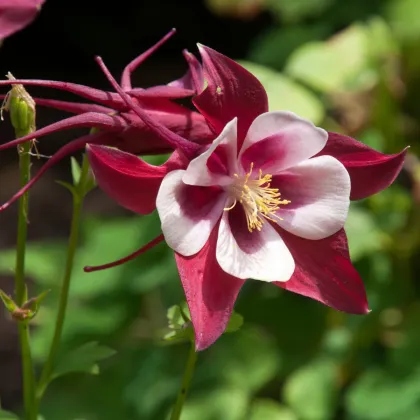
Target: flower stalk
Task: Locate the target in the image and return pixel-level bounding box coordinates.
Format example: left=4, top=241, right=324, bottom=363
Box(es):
left=3, top=75, right=38, bottom=420
left=15, top=141, right=40, bottom=420
left=36, top=153, right=91, bottom=401
left=170, top=340, right=198, bottom=420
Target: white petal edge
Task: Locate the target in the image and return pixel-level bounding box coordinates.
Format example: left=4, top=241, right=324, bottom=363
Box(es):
left=216, top=212, right=295, bottom=282
left=240, top=111, right=328, bottom=172
left=156, top=170, right=227, bottom=256
left=275, top=155, right=351, bottom=240
left=183, top=117, right=238, bottom=187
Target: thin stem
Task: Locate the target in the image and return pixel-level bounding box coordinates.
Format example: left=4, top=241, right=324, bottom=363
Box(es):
left=18, top=322, right=35, bottom=420
left=36, top=154, right=90, bottom=400
left=15, top=140, right=36, bottom=420
left=170, top=341, right=198, bottom=420
left=15, top=141, right=31, bottom=304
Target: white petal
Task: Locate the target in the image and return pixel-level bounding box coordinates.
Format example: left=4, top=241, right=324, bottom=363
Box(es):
left=274, top=155, right=350, bottom=240
left=156, top=170, right=227, bottom=256
left=239, top=111, right=328, bottom=173
left=216, top=210, right=295, bottom=282
left=183, top=118, right=238, bottom=186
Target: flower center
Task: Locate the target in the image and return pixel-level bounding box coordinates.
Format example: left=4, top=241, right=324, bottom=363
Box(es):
left=225, top=162, right=291, bottom=232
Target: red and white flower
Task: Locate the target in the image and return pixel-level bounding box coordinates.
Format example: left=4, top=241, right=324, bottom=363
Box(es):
left=157, top=112, right=350, bottom=282
left=85, top=44, right=407, bottom=351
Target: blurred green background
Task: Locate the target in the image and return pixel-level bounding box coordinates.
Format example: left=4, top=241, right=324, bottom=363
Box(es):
left=1, top=0, right=420, bottom=419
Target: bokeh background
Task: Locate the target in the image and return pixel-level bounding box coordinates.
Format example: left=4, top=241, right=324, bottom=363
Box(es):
left=0, top=0, right=419, bottom=419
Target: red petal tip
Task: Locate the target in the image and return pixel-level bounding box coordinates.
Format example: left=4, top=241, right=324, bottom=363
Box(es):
left=321, top=133, right=408, bottom=200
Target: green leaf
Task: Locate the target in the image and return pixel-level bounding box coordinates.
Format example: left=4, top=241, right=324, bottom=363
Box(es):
left=0, top=243, right=65, bottom=286
left=141, top=153, right=171, bottom=166
left=163, top=303, right=194, bottom=345
left=322, top=327, right=352, bottom=361
left=179, top=388, right=248, bottom=420
left=285, top=24, right=369, bottom=93
left=167, top=305, right=185, bottom=330
left=127, top=251, right=176, bottom=294
left=249, top=399, right=297, bottom=420
left=52, top=341, right=116, bottom=381
left=31, top=305, right=125, bottom=361
left=346, top=369, right=420, bottom=420
left=359, top=128, right=386, bottom=151
left=166, top=303, right=191, bottom=328
left=163, top=302, right=244, bottom=342
left=389, top=304, right=420, bottom=373
left=265, top=0, right=333, bottom=22
left=225, top=311, right=244, bottom=333
left=70, top=156, right=81, bottom=185
left=179, top=301, right=191, bottom=321
left=208, top=328, right=281, bottom=392
left=162, top=328, right=193, bottom=345
left=345, top=205, right=385, bottom=261
left=387, top=0, right=420, bottom=42
left=284, top=359, right=338, bottom=420
left=70, top=215, right=164, bottom=297
left=0, top=410, right=19, bottom=419
left=248, top=25, right=330, bottom=70
left=81, top=169, right=97, bottom=196
left=162, top=304, right=193, bottom=344
left=124, top=349, right=180, bottom=418
left=365, top=17, right=398, bottom=59
left=55, top=180, right=77, bottom=196
left=238, top=61, right=325, bottom=124
left=368, top=186, right=412, bottom=234
left=0, top=290, right=18, bottom=313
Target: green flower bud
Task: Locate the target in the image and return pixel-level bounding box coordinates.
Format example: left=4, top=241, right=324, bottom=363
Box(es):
left=1, top=72, right=36, bottom=138
left=0, top=289, right=49, bottom=322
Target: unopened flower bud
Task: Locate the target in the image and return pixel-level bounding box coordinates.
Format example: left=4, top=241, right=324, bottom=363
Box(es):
left=2, top=72, right=36, bottom=138
left=0, top=289, right=49, bottom=322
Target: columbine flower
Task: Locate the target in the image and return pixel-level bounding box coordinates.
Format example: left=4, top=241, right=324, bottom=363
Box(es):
left=85, top=45, right=406, bottom=351
left=0, top=30, right=212, bottom=211
left=154, top=112, right=356, bottom=350
left=157, top=113, right=350, bottom=281
left=0, top=0, right=45, bottom=40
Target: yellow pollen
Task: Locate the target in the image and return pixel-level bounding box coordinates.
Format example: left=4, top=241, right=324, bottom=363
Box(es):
left=225, top=162, right=291, bottom=232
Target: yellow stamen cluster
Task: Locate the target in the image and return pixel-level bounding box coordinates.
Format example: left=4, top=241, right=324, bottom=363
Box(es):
left=225, top=162, right=291, bottom=232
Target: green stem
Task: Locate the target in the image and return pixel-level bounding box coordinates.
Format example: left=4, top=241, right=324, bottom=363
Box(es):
left=36, top=155, right=90, bottom=401
left=15, top=142, right=31, bottom=304
left=18, top=322, right=35, bottom=420
left=15, top=140, right=36, bottom=420
left=170, top=341, right=198, bottom=420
